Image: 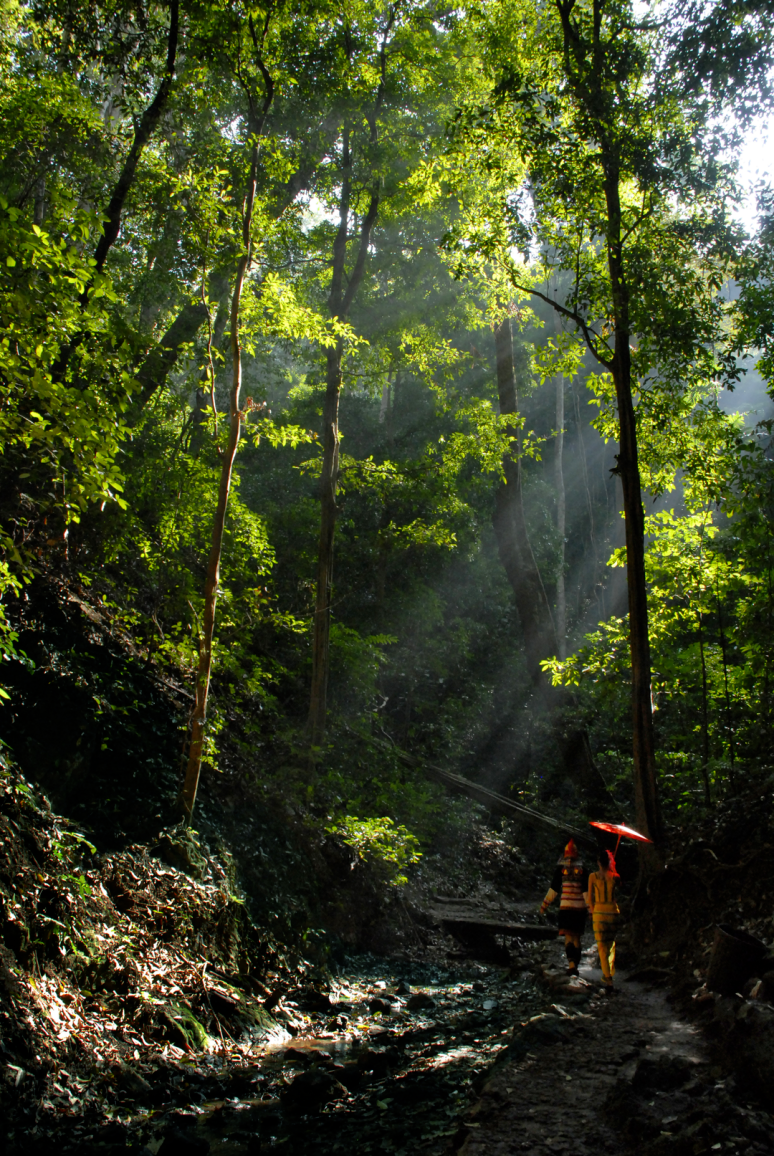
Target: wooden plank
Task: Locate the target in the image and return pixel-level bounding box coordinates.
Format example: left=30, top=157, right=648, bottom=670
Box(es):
left=437, top=917, right=556, bottom=941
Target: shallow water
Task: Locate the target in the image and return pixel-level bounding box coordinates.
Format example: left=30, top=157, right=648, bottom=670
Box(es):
left=180, top=952, right=553, bottom=1155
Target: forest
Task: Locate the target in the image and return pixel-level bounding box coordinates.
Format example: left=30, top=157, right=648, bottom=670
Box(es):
left=1, top=0, right=774, bottom=1153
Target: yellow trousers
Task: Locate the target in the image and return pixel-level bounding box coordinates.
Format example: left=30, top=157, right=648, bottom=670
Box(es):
left=596, top=937, right=615, bottom=983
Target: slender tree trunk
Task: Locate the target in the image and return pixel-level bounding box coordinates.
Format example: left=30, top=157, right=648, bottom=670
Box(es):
left=716, top=593, right=736, bottom=788
left=603, top=165, right=663, bottom=848
left=90, top=1, right=180, bottom=286
left=492, top=318, right=610, bottom=810
left=191, top=279, right=232, bottom=456
left=307, top=125, right=380, bottom=746
left=379, top=372, right=392, bottom=425
left=308, top=339, right=344, bottom=747
left=491, top=317, right=557, bottom=681
left=181, top=28, right=275, bottom=822
left=697, top=611, right=711, bottom=806
left=573, top=380, right=600, bottom=607
left=180, top=195, right=255, bottom=822
left=554, top=374, right=567, bottom=659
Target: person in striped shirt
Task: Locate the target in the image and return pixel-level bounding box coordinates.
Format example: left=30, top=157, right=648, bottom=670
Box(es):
left=539, top=839, right=589, bottom=977
left=586, top=849, right=620, bottom=994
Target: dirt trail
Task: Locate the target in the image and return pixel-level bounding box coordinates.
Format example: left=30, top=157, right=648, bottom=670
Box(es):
left=456, top=938, right=772, bottom=1156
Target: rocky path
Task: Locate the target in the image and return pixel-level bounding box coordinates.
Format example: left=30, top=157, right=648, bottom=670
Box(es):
left=456, top=938, right=772, bottom=1156
left=8, top=893, right=774, bottom=1155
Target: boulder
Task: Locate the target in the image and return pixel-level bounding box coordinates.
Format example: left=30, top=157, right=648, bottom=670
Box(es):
left=281, top=1068, right=347, bottom=1112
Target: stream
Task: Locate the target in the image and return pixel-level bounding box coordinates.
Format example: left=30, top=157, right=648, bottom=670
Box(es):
left=138, top=946, right=555, bottom=1155
left=14, top=927, right=774, bottom=1155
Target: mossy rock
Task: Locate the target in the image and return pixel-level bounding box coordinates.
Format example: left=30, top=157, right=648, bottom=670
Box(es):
left=153, top=829, right=208, bottom=880
left=162, top=1002, right=212, bottom=1050
left=238, top=1000, right=283, bottom=1041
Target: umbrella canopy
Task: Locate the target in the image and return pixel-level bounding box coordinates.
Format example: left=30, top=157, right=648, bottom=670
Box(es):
left=589, top=821, right=652, bottom=843
left=589, top=820, right=652, bottom=855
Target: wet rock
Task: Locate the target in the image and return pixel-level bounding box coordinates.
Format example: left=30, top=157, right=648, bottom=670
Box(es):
left=405, top=992, right=435, bottom=1010
left=157, top=1128, right=211, bottom=1156
left=395, top=981, right=411, bottom=995
left=369, top=996, right=393, bottom=1013
left=357, top=1046, right=402, bottom=1076
left=326, top=1013, right=349, bottom=1031
left=160, top=1003, right=211, bottom=1051
left=281, top=1068, right=347, bottom=1111
left=283, top=1046, right=311, bottom=1066
left=332, top=1061, right=363, bottom=1091
left=293, top=986, right=332, bottom=1012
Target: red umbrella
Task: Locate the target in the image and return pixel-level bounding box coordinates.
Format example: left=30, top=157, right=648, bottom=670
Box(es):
left=589, top=820, right=652, bottom=856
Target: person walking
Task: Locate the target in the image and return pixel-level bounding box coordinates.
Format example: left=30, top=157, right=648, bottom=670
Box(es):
left=586, top=848, right=620, bottom=994
left=540, top=838, right=588, bottom=977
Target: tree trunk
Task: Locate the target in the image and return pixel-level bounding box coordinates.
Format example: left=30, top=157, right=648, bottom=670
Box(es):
left=603, top=165, right=663, bottom=848
left=547, top=0, right=664, bottom=857
left=191, top=279, right=233, bottom=455
left=492, top=318, right=611, bottom=810
left=716, top=593, right=736, bottom=787
left=491, top=317, right=557, bottom=682
left=307, top=124, right=380, bottom=745
left=308, top=339, right=344, bottom=747
left=90, top=0, right=179, bottom=285
left=180, top=182, right=256, bottom=822
left=554, top=374, right=566, bottom=659
left=181, top=25, right=275, bottom=821
left=697, top=610, right=711, bottom=805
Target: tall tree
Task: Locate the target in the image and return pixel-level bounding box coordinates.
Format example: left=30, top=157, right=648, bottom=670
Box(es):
left=180, top=7, right=276, bottom=822
left=308, top=117, right=382, bottom=748
left=307, top=0, right=461, bottom=746
left=447, top=0, right=743, bottom=849
left=491, top=315, right=557, bottom=682
left=554, top=371, right=567, bottom=659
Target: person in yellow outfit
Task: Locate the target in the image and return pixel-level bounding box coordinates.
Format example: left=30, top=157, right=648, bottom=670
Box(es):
left=586, top=849, right=620, bottom=994
left=540, top=839, right=588, bottom=977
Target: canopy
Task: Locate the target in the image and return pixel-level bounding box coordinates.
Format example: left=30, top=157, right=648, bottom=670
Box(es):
left=589, top=821, right=652, bottom=843
left=589, top=820, right=652, bottom=854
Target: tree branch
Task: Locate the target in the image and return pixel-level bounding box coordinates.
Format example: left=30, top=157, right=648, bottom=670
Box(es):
left=90, top=0, right=180, bottom=280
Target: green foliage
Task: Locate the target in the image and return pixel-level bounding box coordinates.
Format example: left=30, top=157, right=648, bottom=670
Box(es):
left=1, top=0, right=773, bottom=875
left=326, top=814, right=422, bottom=887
